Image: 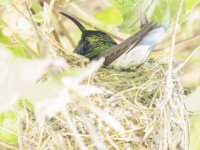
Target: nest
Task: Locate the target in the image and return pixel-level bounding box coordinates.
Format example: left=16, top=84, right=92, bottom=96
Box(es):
left=20, top=55, right=189, bottom=150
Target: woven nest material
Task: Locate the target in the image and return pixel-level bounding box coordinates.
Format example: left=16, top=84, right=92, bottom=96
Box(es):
left=22, top=56, right=188, bottom=150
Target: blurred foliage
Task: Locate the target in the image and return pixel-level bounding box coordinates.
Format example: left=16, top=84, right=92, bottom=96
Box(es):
left=107, top=0, right=200, bottom=33
left=190, top=115, right=200, bottom=150
left=32, top=2, right=43, bottom=13
left=0, top=18, right=38, bottom=57
left=0, top=110, right=18, bottom=144
left=0, top=0, right=13, bottom=4
left=0, top=30, right=26, bottom=57
left=94, top=7, right=122, bottom=25
left=17, top=99, right=34, bottom=112
left=33, top=12, right=44, bottom=22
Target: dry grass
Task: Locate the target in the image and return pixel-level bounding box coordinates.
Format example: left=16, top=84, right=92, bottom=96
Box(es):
left=18, top=57, right=188, bottom=150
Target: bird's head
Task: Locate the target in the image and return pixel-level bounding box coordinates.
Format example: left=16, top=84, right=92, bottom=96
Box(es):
left=75, top=30, right=117, bottom=59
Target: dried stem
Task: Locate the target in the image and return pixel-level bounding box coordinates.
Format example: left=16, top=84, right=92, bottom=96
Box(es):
left=154, top=32, right=200, bottom=52
left=174, top=45, right=200, bottom=73
left=59, top=20, right=76, bottom=48
left=165, top=0, right=184, bottom=101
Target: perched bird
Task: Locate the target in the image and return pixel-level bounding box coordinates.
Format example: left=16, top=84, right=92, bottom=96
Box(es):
left=60, top=11, right=166, bottom=70
left=60, top=12, right=117, bottom=60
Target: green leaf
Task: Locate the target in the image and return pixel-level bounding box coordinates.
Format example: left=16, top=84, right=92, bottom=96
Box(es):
left=94, top=7, right=122, bottom=25
left=32, top=2, right=42, bottom=13
left=9, top=46, right=26, bottom=57
left=190, top=115, right=200, bottom=150
left=0, top=110, right=18, bottom=144
left=17, top=99, right=34, bottom=112
left=108, top=0, right=200, bottom=33
left=0, top=30, right=9, bottom=43
left=0, top=0, right=13, bottom=4
left=108, top=0, right=140, bottom=33
left=0, top=30, right=26, bottom=57
left=187, top=0, right=200, bottom=10
left=33, top=12, right=44, bottom=22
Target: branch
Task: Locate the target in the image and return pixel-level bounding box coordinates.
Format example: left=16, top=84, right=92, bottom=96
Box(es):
left=174, top=45, right=200, bottom=73
left=165, top=0, right=184, bottom=99
left=154, top=32, right=200, bottom=52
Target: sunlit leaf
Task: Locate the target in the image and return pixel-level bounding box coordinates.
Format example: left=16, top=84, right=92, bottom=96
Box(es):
left=108, top=0, right=200, bottom=33
left=0, top=30, right=26, bottom=57
left=0, top=0, right=13, bottom=4
left=17, top=99, right=34, bottom=112
left=0, top=30, right=9, bottom=43
left=0, top=110, right=18, bottom=144
left=33, top=12, right=44, bottom=22
left=9, top=46, right=26, bottom=57
left=94, top=7, right=122, bottom=24
left=190, top=115, right=200, bottom=150
left=187, top=0, right=200, bottom=10
left=108, top=0, right=139, bottom=33
left=32, top=2, right=43, bottom=13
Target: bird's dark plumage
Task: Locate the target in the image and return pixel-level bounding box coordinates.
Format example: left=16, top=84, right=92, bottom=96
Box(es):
left=60, top=11, right=117, bottom=60
left=75, top=31, right=117, bottom=59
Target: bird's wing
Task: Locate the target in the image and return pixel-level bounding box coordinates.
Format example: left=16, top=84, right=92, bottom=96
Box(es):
left=97, top=22, right=155, bottom=66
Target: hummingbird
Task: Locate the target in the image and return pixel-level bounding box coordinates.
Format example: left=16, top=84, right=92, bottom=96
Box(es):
left=60, top=12, right=117, bottom=60
left=59, top=11, right=167, bottom=70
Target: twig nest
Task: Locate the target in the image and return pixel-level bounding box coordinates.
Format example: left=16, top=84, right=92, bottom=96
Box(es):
left=22, top=58, right=188, bottom=150
left=91, top=59, right=188, bottom=150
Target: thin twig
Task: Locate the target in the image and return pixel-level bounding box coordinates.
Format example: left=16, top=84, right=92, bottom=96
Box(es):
left=0, top=141, right=19, bottom=150
left=62, top=109, right=87, bottom=150
left=24, top=1, right=47, bottom=57
left=53, top=10, right=76, bottom=48
left=59, top=20, right=76, bottom=48
left=52, top=30, right=62, bottom=44
left=49, top=0, right=56, bottom=12
left=154, top=32, right=200, bottom=52
left=17, top=111, right=25, bottom=150
left=49, top=0, right=62, bottom=44
left=70, top=3, right=103, bottom=26
left=165, top=0, right=184, bottom=100
left=11, top=4, right=30, bottom=21
left=0, top=18, right=38, bottom=57
left=174, top=45, right=200, bottom=73
left=24, top=2, right=41, bottom=42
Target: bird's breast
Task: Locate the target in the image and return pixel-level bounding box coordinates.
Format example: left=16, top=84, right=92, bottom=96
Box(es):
left=112, top=45, right=151, bottom=70
left=111, top=25, right=167, bottom=70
